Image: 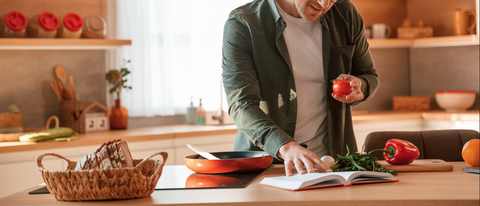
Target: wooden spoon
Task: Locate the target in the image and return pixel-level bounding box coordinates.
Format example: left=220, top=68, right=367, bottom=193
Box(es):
left=55, top=65, right=67, bottom=88
left=50, top=82, right=62, bottom=100
left=186, top=144, right=220, bottom=160
left=55, top=65, right=70, bottom=100
left=68, top=75, right=77, bottom=100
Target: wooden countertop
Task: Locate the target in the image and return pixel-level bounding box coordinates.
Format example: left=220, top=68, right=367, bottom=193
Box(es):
left=351, top=110, right=479, bottom=123
left=0, top=162, right=478, bottom=206
left=0, top=110, right=478, bottom=154
left=0, top=124, right=238, bottom=154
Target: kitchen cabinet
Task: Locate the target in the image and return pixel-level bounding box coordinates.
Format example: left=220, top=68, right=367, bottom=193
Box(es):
left=0, top=155, right=63, bottom=201
left=354, top=0, right=479, bottom=48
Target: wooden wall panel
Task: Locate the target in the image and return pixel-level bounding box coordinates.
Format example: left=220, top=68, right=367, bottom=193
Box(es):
left=407, top=0, right=476, bottom=36
left=352, top=0, right=408, bottom=38
left=0, top=0, right=108, bottom=24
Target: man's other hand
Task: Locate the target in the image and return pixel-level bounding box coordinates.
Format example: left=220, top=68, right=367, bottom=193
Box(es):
left=278, top=141, right=332, bottom=176
left=331, top=74, right=364, bottom=103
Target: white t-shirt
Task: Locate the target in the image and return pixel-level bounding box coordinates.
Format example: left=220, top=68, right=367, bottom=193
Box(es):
left=277, top=3, right=328, bottom=157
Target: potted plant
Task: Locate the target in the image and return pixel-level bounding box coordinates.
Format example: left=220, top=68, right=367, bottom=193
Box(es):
left=105, top=60, right=132, bottom=129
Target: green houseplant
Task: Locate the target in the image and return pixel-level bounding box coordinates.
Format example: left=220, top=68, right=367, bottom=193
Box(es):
left=105, top=60, right=132, bottom=129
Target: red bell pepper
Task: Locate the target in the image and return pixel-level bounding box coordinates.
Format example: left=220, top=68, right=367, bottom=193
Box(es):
left=369, top=139, right=420, bottom=165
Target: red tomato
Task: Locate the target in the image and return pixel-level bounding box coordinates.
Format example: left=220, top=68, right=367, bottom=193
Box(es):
left=332, top=80, right=352, bottom=96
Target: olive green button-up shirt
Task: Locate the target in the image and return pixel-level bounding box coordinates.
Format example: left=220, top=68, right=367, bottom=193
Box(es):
left=221, top=0, right=379, bottom=161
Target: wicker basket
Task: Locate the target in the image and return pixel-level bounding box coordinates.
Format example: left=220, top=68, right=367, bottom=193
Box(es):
left=392, top=96, right=430, bottom=111
left=36, top=151, right=168, bottom=201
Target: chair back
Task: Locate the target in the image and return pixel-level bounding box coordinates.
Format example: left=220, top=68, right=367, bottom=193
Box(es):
left=363, top=130, right=479, bottom=161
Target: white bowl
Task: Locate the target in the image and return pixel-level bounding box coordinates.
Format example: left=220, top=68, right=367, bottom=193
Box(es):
left=435, top=91, right=477, bottom=112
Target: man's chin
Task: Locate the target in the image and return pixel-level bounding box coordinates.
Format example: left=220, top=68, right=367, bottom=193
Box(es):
left=302, top=14, right=321, bottom=22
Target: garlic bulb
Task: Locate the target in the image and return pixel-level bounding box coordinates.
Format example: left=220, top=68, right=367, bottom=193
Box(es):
left=321, top=155, right=336, bottom=167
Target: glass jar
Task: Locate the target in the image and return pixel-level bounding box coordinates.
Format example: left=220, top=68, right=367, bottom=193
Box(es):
left=56, top=13, right=83, bottom=38
left=82, top=14, right=107, bottom=38
left=0, top=11, right=27, bottom=38
left=27, top=12, right=59, bottom=38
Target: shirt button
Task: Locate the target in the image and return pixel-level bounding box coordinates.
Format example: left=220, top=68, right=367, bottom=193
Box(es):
left=289, top=123, right=294, bottom=127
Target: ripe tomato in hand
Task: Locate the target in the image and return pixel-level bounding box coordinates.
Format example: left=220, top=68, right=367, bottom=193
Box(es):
left=332, top=80, right=352, bottom=96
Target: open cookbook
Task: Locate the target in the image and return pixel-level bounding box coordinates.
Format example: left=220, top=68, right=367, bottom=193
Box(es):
left=258, top=171, right=398, bottom=191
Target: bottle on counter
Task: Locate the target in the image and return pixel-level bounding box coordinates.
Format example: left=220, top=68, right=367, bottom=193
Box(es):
left=82, top=14, right=107, bottom=38
left=27, top=12, right=59, bottom=38
left=0, top=11, right=27, bottom=38
left=56, top=13, right=83, bottom=38
left=196, top=98, right=206, bottom=125
left=186, top=97, right=197, bottom=125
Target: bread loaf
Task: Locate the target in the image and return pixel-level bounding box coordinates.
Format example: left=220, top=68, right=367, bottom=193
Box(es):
left=75, top=139, right=134, bottom=171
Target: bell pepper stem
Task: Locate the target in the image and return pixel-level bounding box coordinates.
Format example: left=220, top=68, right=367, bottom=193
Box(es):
left=368, top=147, right=394, bottom=156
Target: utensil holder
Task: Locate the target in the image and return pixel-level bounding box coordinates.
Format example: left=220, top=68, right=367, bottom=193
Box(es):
left=61, top=100, right=85, bottom=133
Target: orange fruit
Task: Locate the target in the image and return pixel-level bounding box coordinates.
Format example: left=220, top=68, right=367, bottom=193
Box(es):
left=462, top=139, right=479, bottom=167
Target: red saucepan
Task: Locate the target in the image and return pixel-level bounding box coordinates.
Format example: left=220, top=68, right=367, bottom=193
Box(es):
left=184, top=151, right=273, bottom=174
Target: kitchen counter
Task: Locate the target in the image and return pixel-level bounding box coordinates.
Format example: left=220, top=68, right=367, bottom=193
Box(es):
left=0, top=110, right=478, bottom=154
left=0, top=162, right=478, bottom=206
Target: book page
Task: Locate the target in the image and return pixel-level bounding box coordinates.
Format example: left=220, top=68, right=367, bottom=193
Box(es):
left=311, top=171, right=395, bottom=184
left=347, top=171, right=395, bottom=183
left=259, top=171, right=396, bottom=190
left=332, top=171, right=359, bottom=182
left=259, top=172, right=347, bottom=190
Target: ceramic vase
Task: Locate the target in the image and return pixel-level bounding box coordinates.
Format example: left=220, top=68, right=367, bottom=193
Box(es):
left=110, top=99, right=128, bottom=129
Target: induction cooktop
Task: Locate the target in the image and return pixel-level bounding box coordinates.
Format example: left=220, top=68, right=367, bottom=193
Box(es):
left=155, top=165, right=266, bottom=190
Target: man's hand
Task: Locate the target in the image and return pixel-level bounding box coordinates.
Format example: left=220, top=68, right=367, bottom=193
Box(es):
left=278, top=141, right=332, bottom=176
left=331, top=74, right=364, bottom=103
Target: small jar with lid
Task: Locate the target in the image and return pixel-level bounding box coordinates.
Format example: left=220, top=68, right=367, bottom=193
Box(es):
left=0, top=11, right=27, bottom=38
left=56, top=13, right=83, bottom=38
left=28, top=12, right=59, bottom=38
left=82, top=14, right=107, bottom=38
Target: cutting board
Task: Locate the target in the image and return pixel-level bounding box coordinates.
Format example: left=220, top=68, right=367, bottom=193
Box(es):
left=378, top=159, right=453, bottom=172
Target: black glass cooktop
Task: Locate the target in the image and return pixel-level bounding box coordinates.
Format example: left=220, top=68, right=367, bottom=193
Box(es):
left=28, top=165, right=266, bottom=194
left=155, top=165, right=266, bottom=190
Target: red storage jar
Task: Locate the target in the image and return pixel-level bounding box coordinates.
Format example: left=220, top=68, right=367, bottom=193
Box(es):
left=0, top=11, right=27, bottom=38
left=56, top=13, right=83, bottom=38
left=28, top=12, right=60, bottom=38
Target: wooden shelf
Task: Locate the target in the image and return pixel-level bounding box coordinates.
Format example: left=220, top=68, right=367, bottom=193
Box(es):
left=0, top=38, right=132, bottom=50
left=368, top=35, right=479, bottom=48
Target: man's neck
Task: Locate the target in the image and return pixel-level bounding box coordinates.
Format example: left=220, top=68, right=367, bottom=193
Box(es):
left=275, top=0, right=301, bottom=18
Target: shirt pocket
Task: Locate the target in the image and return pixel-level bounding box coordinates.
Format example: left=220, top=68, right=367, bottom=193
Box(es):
left=330, top=44, right=356, bottom=73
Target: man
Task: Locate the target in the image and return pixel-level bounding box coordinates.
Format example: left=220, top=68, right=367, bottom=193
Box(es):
left=221, top=0, right=379, bottom=176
